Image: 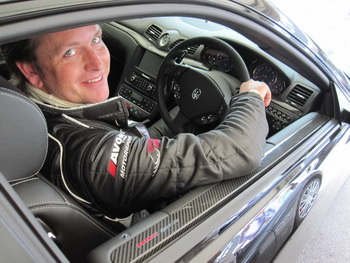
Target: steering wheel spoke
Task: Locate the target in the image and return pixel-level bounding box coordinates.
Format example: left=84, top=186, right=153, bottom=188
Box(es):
left=170, top=111, right=190, bottom=133
left=163, top=61, right=189, bottom=80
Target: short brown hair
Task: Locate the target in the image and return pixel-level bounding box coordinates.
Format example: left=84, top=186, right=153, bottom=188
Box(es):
left=1, top=37, right=40, bottom=91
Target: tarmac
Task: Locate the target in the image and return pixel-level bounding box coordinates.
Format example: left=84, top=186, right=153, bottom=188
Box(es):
left=296, top=177, right=350, bottom=262
left=270, top=1, right=350, bottom=262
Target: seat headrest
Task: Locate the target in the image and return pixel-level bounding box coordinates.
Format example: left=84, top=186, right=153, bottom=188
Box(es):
left=0, top=76, right=48, bottom=181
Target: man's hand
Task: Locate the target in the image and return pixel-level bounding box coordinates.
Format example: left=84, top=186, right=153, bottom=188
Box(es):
left=239, top=80, right=271, bottom=107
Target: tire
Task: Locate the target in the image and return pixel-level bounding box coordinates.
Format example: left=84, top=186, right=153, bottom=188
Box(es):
left=294, top=178, right=321, bottom=227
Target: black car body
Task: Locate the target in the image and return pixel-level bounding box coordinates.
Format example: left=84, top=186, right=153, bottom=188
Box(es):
left=1, top=0, right=350, bottom=262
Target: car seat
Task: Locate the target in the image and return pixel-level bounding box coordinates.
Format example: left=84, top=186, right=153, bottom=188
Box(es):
left=0, top=76, right=117, bottom=262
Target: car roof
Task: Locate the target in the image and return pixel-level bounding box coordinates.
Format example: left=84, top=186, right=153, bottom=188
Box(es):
left=0, top=0, right=345, bottom=87
left=0, top=0, right=310, bottom=51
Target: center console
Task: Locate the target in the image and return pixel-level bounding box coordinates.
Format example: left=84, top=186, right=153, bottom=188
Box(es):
left=118, top=70, right=157, bottom=119
left=117, top=51, right=163, bottom=121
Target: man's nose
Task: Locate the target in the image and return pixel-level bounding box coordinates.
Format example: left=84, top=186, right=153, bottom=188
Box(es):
left=84, top=48, right=104, bottom=71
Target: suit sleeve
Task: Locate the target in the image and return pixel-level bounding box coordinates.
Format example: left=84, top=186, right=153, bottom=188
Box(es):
left=49, top=92, right=268, bottom=217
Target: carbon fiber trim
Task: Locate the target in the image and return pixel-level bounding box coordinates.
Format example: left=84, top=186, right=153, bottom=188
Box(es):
left=108, top=114, right=330, bottom=263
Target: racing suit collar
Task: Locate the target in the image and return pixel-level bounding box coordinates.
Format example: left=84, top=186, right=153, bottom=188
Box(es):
left=24, top=81, right=129, bottom=127
left=25, top=82, right=83, bottom=108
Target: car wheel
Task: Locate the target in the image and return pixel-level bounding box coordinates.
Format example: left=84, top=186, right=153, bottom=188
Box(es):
left=295, top=178, right=321, bottom=227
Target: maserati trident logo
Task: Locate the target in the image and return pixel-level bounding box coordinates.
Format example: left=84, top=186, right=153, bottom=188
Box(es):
left=192, top=88, right=202, bottom=100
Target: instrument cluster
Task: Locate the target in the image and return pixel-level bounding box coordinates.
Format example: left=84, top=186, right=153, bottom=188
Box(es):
left=202, top=48, right=287, bottom=96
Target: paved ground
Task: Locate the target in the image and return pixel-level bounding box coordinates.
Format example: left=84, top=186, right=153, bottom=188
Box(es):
left=270, top=1, right=350, bottom=262
left=296, top=176, right=350, bottom=262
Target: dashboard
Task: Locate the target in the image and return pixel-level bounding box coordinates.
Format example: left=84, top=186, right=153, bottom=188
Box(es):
left=102, top=18, right=322, bottom=136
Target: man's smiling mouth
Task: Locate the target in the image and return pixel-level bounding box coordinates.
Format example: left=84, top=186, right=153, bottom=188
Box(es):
left=86, top=76, right=102, bottom=83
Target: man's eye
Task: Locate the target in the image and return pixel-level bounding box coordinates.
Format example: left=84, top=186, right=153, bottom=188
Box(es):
left=64, top=49, right=76, bottom=57
left=92, top=36, right=101, bottom=44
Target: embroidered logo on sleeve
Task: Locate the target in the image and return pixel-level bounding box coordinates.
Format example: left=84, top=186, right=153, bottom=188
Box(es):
left=120, top=136, right=131, bottom=179
left=147, top=139, right=161, bottom=177
left=108, top=131, right=131, bottom=178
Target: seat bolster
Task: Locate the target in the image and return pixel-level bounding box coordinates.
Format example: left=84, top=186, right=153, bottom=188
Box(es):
left=0, top=83, right=48, bottom=180
left=11, top=174, right=117, bottom=263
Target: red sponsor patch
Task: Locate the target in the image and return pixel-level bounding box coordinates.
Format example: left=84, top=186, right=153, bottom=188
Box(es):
left=147, top=139, right=160, bottom=152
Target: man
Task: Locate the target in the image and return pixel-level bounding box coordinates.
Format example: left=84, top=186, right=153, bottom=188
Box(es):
left=2, top=24, right=271, bottom=222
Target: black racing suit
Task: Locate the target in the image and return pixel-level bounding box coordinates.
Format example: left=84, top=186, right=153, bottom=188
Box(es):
left=39, top=92, right=268, bottom=218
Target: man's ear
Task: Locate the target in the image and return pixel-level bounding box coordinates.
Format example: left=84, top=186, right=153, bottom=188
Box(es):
left=15, top=61, right=44, bottom=89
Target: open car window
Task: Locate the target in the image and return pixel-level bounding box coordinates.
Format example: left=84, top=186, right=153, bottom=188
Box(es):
left=1, top=1, right=350, bottom=263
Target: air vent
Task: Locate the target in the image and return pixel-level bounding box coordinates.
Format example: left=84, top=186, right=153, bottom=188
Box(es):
left=145, top=25, right=162, bottom=42
left=170, top=41, right=199, bottom=55
left=287, top=85, right=313, bottom=108
left=187, top=45, right=199, bottom=55
left=170, top=39, right=184, bottom=49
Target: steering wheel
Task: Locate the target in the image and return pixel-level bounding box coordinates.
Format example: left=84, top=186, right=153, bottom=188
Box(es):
left=156, top=36, right=250, bottom=134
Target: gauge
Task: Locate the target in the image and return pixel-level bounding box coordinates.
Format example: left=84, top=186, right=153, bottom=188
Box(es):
left=270, top=76, right=286, bottom=95
left=251, top=62, right=286, bottom=95
left=207, top=52, right=218, bottom=66
left=203, top=48, right=233, bottom=72
left=252, top=63, right=278, bottom=87
left=159, top=34, right=170, bottom=47
left=216, top=51, right=233, bottom=72
left=203, top=48, right=217, bottom=66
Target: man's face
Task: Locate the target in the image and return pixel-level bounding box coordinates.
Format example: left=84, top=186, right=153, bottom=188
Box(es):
left=31, top=25, right=110, bottom=104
